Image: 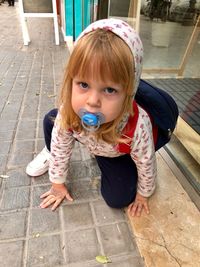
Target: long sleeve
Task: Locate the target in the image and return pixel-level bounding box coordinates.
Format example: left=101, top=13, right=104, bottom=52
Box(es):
left=130, top=108, right=157, bottom=197
left=49, top=116, right=75, bottom=184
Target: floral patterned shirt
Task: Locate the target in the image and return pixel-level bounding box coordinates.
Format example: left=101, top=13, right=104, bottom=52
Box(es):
left=49, top=105, right=156, bottom=197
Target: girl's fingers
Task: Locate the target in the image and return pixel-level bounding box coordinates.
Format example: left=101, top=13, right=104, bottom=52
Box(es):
left=40, top=195, right=57, bottom=208
left=129, top=203, right=137, bottom=217
left=51, top=199, right=62, bottom=211
left=65, top=192, right=73, bottom=202
left=128, top=202, right=143, bottom=217
left=40, top=190, right=51, bottom=199
left=143, top=202, right=150, bottom=214
left=136, top=204, right=143, bottom=217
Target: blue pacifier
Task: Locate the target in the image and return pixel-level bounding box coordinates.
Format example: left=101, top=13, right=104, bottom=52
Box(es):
left=78, top=109, right=105, bottom=132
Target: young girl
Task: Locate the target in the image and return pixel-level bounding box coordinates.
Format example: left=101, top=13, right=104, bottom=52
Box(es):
left=26, top=18, right=156, bottom=217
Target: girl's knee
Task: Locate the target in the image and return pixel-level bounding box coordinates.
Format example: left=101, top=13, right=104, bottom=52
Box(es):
left=102, top=194, right=133, bottom=209
left=43, top=109, right=58, bottom=127
left=105, top=200, right=126, bottom=209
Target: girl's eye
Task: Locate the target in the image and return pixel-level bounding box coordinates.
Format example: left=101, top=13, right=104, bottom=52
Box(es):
left=79, top=82, right=89, bottom=89
left=104, top=87, right=117, bottom=94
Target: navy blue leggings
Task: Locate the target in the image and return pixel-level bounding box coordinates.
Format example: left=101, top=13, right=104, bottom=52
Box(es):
left=43, top=109, right=138, bottom=208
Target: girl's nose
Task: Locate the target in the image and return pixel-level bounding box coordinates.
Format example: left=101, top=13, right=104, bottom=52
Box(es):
left=86, top=91, right=101, bottom=108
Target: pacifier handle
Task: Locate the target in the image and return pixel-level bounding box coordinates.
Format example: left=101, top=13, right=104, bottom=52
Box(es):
left=81, top=119, right=101, bottom=132
left=81, top=112, right=101, bottom=132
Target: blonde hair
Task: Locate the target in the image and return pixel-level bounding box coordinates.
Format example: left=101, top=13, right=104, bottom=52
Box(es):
left=58, top=29, right=135, bottom=144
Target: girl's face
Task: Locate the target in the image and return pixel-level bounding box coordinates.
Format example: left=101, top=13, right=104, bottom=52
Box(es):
left=71, top=76, right=126, bottom=124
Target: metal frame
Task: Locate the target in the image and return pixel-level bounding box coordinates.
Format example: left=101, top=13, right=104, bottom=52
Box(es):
left=18, top=0, right=59, bottom=45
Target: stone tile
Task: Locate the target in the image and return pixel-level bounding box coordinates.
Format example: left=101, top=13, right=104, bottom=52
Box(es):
left=16, top=119, right=37, bottom=140
left=13, top=140, right=35, bottom=153
left=0, top=154, right=7, bottom=172
left=32, top=185, right=51, bottom=207
left=65, top=228, right=100, bottom=263
left=68, top=262, right=103, bottom=267
left=30, top=208, right=60, bottom=235
left=32, top=172, right=50, bottom=185
left=0, top=210, right=27, bottom=239
left=7, top=151, right=33, bottom=167
left=21, top=106, right=38, bottom=120
left=0, top=241, right=24, bottom=267
left=99, top=222, right=136, bottom=256
left=62, top=203, right=94, bottom=230
left=85, top=159, right=101, bottom=178
left=68, top=180, right=101, bottom=202
left=37, top=119, right=44, bottom=139
left=0, top=131, right=13, bottom=145
left=27, top=235, right=64, bottom=266
left=1, top=106, right=21, bottom=120
left=74, top=141, right=80, bottom=149
left=5, top=168, right=31, bottom=188
left=80, top=146, right=93, bottom=161
left=92, top=200, right=125, bottom=225
left=0, top=120, right=16, bottom=132
left=128, top=153, right=200, bottom=267
left=69, top=161, right=88, bottom=179
left=0, top=141, right=11, bottom=155
left=36, top=139, right=46, bottom=153
left=108, top=256, right=144, bottom=267
left=71, top=148, right=82, bottom=162
left=0, top=187, right=30, bottom=211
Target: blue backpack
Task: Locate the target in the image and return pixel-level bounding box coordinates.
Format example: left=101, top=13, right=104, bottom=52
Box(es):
left=117, top=79, right=179, bottom=153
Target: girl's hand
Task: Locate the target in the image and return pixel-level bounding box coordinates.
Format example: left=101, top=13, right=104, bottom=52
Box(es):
left=128, top=192, right=150, bottom=217
left=40, top=183, right=73, bottom=211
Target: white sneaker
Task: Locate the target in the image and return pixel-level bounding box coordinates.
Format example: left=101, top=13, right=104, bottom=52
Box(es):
left=26, top=147, right=50, bottom=176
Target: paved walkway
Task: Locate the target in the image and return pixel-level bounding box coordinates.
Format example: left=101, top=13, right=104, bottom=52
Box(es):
left=0, top=3, right=144, bottom=267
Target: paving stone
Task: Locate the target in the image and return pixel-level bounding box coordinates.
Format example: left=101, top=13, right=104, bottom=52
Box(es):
left=85, top=159, right=101, bottom=178
left=36, top=139, right=46, bottom=153
left=69, top=161, right=88, bottom=179
left=0, top=129, right=14, bottom=141
left=15, top=119, right=37, bottom=140
left=99, top=222, right=137, bottom=256
left=68, top=180, right=101, bottom=202
left=0, top=210, right=27, bottom=239
left=92, top=200, right=125, bottom=225
left=65, top=228, right=100, bottom=263
left=0, top=241, right=24, bottom=267
left=0, top=187, right=30, bottom=211
left=21, top=104, right=38, bottom=120
left=0, top=119, right=17, bottom=132
left=30, top=208, right=60, bottom=235
left=71, top=148, right=83, bottom=162
left=68, top=262, right=103, bottom=267
left=0, top=141, right=11, bottom=155
left=7, top=151, right=33, bottom=167
left=5, top=168, right=31, bottom=188
left=107, top=256, right=145, bottom=267
left=37, top=119, right=44, bottom=139
left=13, top=140, right=35, bottom=153
left=0, top=154, right=7, bottom=172
left=32, top=172, right=50, bottom=185
left=62, top=202, right=94, bottom=230
left=1, top=104, right=21, bottom=120
left=80, top=146, right=94, bottom=160
left=32, top=185, right=51, bottom=207
left=27, top=234, right=64, bottom=266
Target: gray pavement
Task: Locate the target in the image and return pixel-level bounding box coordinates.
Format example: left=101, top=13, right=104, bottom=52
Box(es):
left=0, top=3, right=144, bottom=267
